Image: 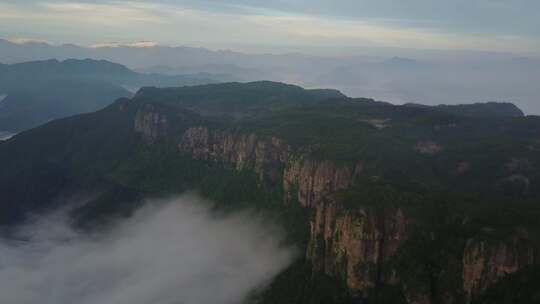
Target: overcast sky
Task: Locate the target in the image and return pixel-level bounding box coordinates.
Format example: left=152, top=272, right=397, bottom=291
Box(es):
left=1, top=0, right=539, bottom=55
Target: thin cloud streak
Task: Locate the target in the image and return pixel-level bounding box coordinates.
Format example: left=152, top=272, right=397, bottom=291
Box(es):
left=0, top=1, right=538, bottom=54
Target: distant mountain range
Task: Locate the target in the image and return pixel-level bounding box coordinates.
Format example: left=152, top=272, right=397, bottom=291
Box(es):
left=0, top=58, right=225, bottom=91
left=2, top=39, right=539, bottom=114
left=0, top=38, right=348, bottom=69
left=0, top=58, right=225, bottom=132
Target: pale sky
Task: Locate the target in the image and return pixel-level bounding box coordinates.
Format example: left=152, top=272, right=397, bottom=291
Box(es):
left=1, top=0, right=539, bottom=55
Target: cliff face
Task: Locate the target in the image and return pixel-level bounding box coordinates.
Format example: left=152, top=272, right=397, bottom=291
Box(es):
left=179, top=125, right=408, bottom=296
left=134, top=114, right=538, bottom=303
left=180, top=126, right=366, bottom=205
left=307, top=202, right=409, bottom=296
left=462, top=234, right=536, bottom=303
left=134, top=107, right=169, bottom=140
left=283, top=158, right=361, bottom=208
left=180, top=126, right=289, bottom=184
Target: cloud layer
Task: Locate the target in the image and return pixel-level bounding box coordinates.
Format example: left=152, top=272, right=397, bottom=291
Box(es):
left=0, top=1, right=538, bottom=55
left=0, top=195, right=295, bottom=304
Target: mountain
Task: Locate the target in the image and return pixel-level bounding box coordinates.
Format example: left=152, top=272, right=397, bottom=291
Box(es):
left=0, top=39, right=341, bottom=67
left=134, top=81, right=346, bottom=116
left=0, top=59, right=223, bottom=132
left=313, top=56, right=540, bottom=114
left=2, top=39, right=540, bottom=115
left=0, top=58, right=224, bottom=91
left=1, top=81, right=540, bottom=304
left=381, top=56, right=434, bottom=70
left=136, top=63, right=261, bottom=82
left=0, top=79, right=130, bottom=132
left=404, top=102, right=525, bottom=118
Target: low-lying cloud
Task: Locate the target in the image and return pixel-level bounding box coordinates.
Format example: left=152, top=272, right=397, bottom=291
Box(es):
left=0, top=195, right=295, bottom=304
left=0, top=132, right=15, bottom=141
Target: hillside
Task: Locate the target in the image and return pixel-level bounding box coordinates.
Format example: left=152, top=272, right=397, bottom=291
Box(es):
left=0, top=59, right=223, bottom=132
left=404, top=102, right=525, bottom=118
left=134, top=81, right=345, bottom=116
left=0, top=79, right=130, bottom=132
left=0, top=82, right=539, bottom=304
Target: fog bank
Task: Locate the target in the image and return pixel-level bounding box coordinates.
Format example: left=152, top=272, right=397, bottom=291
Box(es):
left=0, top=195, right=295, bottom=304
left=0, top=131, right=14, bottom=141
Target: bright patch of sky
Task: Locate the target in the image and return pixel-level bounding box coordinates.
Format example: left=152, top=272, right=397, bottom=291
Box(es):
left=0, top=0, right=538, bottom=55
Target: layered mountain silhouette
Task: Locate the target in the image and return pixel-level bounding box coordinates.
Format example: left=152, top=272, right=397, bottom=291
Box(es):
left=0, top=58, right=224, bottom=132
left=3, top=39, right=540, bottom=114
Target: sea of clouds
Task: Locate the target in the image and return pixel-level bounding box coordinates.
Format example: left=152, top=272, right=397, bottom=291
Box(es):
left=0, top=195, right=295, bottom=304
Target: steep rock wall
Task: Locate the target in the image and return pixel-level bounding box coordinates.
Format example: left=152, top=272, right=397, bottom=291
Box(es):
left=180, top=126, right=289, bottom=184
left=307, top=202, right=409, bottom=296
left=283, top=158, right=361, bottom=207
left=134, top=107, right=169, bottom=140
left=462, top=234, right=536, bottom=303
left=179, top=126, right=406, bottom=296
left=134, top=115, right=539, bottom=303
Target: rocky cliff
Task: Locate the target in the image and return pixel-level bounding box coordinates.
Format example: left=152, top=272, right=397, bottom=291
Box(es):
left=462, top=233, right=536, bottom=303
left=178, top=126, right=397, bottom=294
left=177, top=125, right=415, bottom=298
left=307, top=202, right=409, bottom=297
left=134, top=106, right=169, bottom=140
left=134, top=109, right=539, bottom=303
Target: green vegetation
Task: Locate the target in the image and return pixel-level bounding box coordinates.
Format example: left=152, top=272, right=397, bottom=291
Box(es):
left=253, top=260, right=358, bottom=304
left=135, top=81, right=345, bottom=116
left=404, top=102, right=525, bottom=118
left=0, top=81, right=539, bottom=303
left=0, top=59, right=221, bottom=132
left=475, top=266, right=540, bottom=304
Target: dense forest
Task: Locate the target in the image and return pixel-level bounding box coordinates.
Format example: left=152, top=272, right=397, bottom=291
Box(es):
left=1, top=82, right=539, bottom=303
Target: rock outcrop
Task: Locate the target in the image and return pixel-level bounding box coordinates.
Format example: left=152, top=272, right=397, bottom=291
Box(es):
left=179, top=126, right=406, bottom=296
left=307, top=202, right=409, bottom=297
left=139, top=119, right=539, bottom=303
left=283, top=158, right=361, bottom=207
left=462, top=233, right=536, bottom=303
left=134, top=107, right=169, bottom=140
left=180, top=127, right=290, bottom=184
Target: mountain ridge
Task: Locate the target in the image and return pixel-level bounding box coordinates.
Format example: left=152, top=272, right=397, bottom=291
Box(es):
left=404, top=101, right=525, bottom=118
left=3, top=38, right=540, bottom=114
left=1, top=82, right=539, bottom=303
left=0, top=58, right=224, bottom=132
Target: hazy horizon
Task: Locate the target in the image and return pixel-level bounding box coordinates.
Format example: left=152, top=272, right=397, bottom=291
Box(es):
left=3, top=37, right=540, bottom=61
left=1, top=1, right=539, bottom=114
left=2, top=1, right=540, bottom=57
left=2, top=36, right=538, bottom=115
